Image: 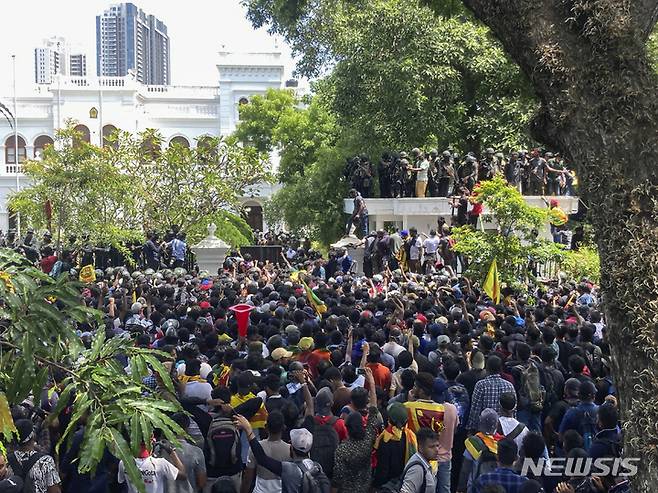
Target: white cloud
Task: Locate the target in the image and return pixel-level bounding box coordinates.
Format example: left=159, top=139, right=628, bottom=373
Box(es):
left=0, top=0, right=297, bottom=93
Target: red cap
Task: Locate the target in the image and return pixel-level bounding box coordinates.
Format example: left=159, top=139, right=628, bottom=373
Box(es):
left=199, top=301, right=211, bottom=310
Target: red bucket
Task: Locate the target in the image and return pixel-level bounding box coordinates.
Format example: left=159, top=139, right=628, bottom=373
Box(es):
left=229, top=304, right=255, bottom=338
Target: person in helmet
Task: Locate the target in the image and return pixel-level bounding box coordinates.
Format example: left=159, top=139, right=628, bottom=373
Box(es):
left=477, top=148, right=498, bottom=182
left=457, top=155, right=478, bottom=192
left=377, top=152, right=394, bottom=198
left=436, top=150, right=455, bottom=197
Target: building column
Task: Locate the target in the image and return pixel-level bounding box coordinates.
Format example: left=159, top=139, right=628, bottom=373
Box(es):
left=375, top=216, right=384, bottom=232
left=402, top=215, right=409, bottom=230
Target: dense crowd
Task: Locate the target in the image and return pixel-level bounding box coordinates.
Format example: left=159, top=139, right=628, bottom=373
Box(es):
left=0, top=232, right=627, bottom=493
left=346, top=148, right=576, bottom=199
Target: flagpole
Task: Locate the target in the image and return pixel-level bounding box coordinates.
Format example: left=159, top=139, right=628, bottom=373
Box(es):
left=12, top=54, right=20, bottom=237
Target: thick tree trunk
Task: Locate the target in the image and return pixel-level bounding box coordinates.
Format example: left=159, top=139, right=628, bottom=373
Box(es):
left=455, top=1, right=658, bottom=490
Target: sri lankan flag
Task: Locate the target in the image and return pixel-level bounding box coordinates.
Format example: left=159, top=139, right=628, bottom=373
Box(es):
left=482, top=258, right=500, bottom=304
left=79, top=265, right=96, bottom=284
left=301, top=277, right=327, bottom=315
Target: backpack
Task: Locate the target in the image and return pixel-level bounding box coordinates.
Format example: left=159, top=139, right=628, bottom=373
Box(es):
left=309, top=416, right=339, bottom=480
left=468, top=437, right=498, bottom=491
left=205, top=415, right=241, bottom=470
left=295, top=459, right=331, bottom=493
left=7, top=451, right=45, bottom=493
left=448, top=384, right=470, bottom=433
left=579, top=408, right=598, bottom=452
left=540, top=366, right=559, bottom=413
left=583, top=344, right=603, bottom=378
left=515, top=362, right=545, bottom=413
left=385, top=458, right=426, bottom=493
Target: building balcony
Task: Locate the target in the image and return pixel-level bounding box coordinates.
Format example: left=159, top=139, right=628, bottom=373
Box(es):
left=343, top=195, right=580, bottom=233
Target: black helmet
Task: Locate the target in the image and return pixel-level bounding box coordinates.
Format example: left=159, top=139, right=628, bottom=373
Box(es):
left=429, top=149, right=438, bottom=157
left=485, top=147, right=495, bottom=155
left=465, top=155, right=476, bottom=164
left=442, top=150, right=451, bottom=158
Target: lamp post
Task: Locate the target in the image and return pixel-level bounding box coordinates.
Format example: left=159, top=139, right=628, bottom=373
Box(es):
left=12, top=55, right=20, bottom=237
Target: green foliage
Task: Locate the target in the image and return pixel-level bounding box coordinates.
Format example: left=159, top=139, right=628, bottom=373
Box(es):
left=186, top=210, right=253, bottom=247
left=11, top=124, right=268, bottom=249
left=648, top=26, right=658, bottom=73
left=243, top=0, right=536, bottom=153
left=264, top=144, right=348, bottom=244
left=234, top=89, right=337, bottom=183
left=9, top=123, right=143, bottom=250
left=110, top=130, right=272, bottom=234
left=325, top=2, right=536, bottom=153
left=561, top=246, right=601, bottom=284
left=0, top=249, right=182, bottom=492
left=233, top=89, right=297, bottom=153
left=451, top=176, right=564, bottom=286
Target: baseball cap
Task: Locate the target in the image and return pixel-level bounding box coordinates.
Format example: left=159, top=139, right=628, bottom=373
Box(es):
left=290, top=428, right=313, bottom=453
left=436, top=316, right=449, bottom=325
left=299, top=337, right=315, bottom=351
left=271, top=347, right=293, bottom=361
left=130, top=302, right=143, bottom=314
left=478, top=408, right=499, bottom=434
left=437, top=335, right=450, bottom=346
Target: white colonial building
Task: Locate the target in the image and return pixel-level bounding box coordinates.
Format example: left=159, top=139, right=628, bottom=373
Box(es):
left=0, top=50, right=287, bottom=233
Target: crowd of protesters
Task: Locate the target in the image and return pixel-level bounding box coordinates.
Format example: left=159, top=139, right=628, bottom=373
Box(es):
left=0, top=226, right=628, bottom=493
left=346, top=148, right=576, bottom=199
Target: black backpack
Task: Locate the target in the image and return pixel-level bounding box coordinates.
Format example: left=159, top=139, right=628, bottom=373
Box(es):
left=309, top=416, right=339, bottom=480
left=295, top=459, right=331, bottom=493
left=205, top=415, right=241, bottom=471
left=7, top=451, right=45, bottom=493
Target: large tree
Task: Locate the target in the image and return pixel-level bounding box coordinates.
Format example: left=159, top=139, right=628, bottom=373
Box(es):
left=246, top=0, right=536, bottom=154
left=440, top=2, right=658, bottom=488
left=245, top=0, right=658, bottom=487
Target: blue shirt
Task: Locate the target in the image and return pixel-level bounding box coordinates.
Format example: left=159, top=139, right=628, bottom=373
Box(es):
left=559, top=402, right=599, bottom=435
left=475, top=467, right=528, bottom=493
left=170, top=238, right=186, bottom=261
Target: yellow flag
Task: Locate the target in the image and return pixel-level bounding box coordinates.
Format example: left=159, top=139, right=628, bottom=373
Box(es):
left=482, top=258, right=500, bottom=304
left=79, top=265, right=96, bottom=284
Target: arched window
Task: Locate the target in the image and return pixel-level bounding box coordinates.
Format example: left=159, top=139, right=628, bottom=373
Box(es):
left=33, top=135, right=54, bottom=160
left=89, top=107, right=98, bottom=119
left=169, top=136, right=190, bottom=148
left=5, top=136, right=26, bottom=166
left=73, top=124, right=91, bottom=145
left=238, top=97, right=249, bottom=105
left=102, top=124, right=119, bottom=148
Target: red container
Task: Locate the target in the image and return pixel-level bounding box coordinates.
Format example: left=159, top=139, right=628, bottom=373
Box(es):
left=229, top=304, right=255, bottom=338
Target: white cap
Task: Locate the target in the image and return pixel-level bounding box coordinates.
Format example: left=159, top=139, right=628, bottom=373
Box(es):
left=290, top=428, right=313, bottom=453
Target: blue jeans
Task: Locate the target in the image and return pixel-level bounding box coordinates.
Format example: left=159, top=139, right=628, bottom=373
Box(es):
left=436, top=460, right=451, bottom=493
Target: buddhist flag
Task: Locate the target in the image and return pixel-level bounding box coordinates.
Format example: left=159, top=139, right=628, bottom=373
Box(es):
left=79, top=265, right=96, bottom=284
left=483, top=258, right=500, bottom=304
left=301, top=278, right=327, bottom=315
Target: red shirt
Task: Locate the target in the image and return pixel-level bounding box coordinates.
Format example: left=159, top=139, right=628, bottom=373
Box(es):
left=307, top=349, right=332, bottom=379
left=40, top=255, right=58, bottom=274
left=314, top=415, right=348, bottom=441
left=366, top=362, right=392, bottom=393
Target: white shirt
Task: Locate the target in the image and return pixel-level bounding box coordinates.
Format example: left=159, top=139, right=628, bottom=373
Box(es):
left=498, top=416, right=530, bottom=451
left=423, top=236, right=440, bottom=254
left=382, top=341, right=406, bottom=359
left=118, top=456, right=179, bottom=493
left=409, top=238, right=422, bottom=260
left=416, top=159, right=429, bottom=181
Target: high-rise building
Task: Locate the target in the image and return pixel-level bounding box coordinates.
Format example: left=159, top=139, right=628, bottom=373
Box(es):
left=34, top=37, right=87, bottom=84
left=96, top=3, right=171, bottom=85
